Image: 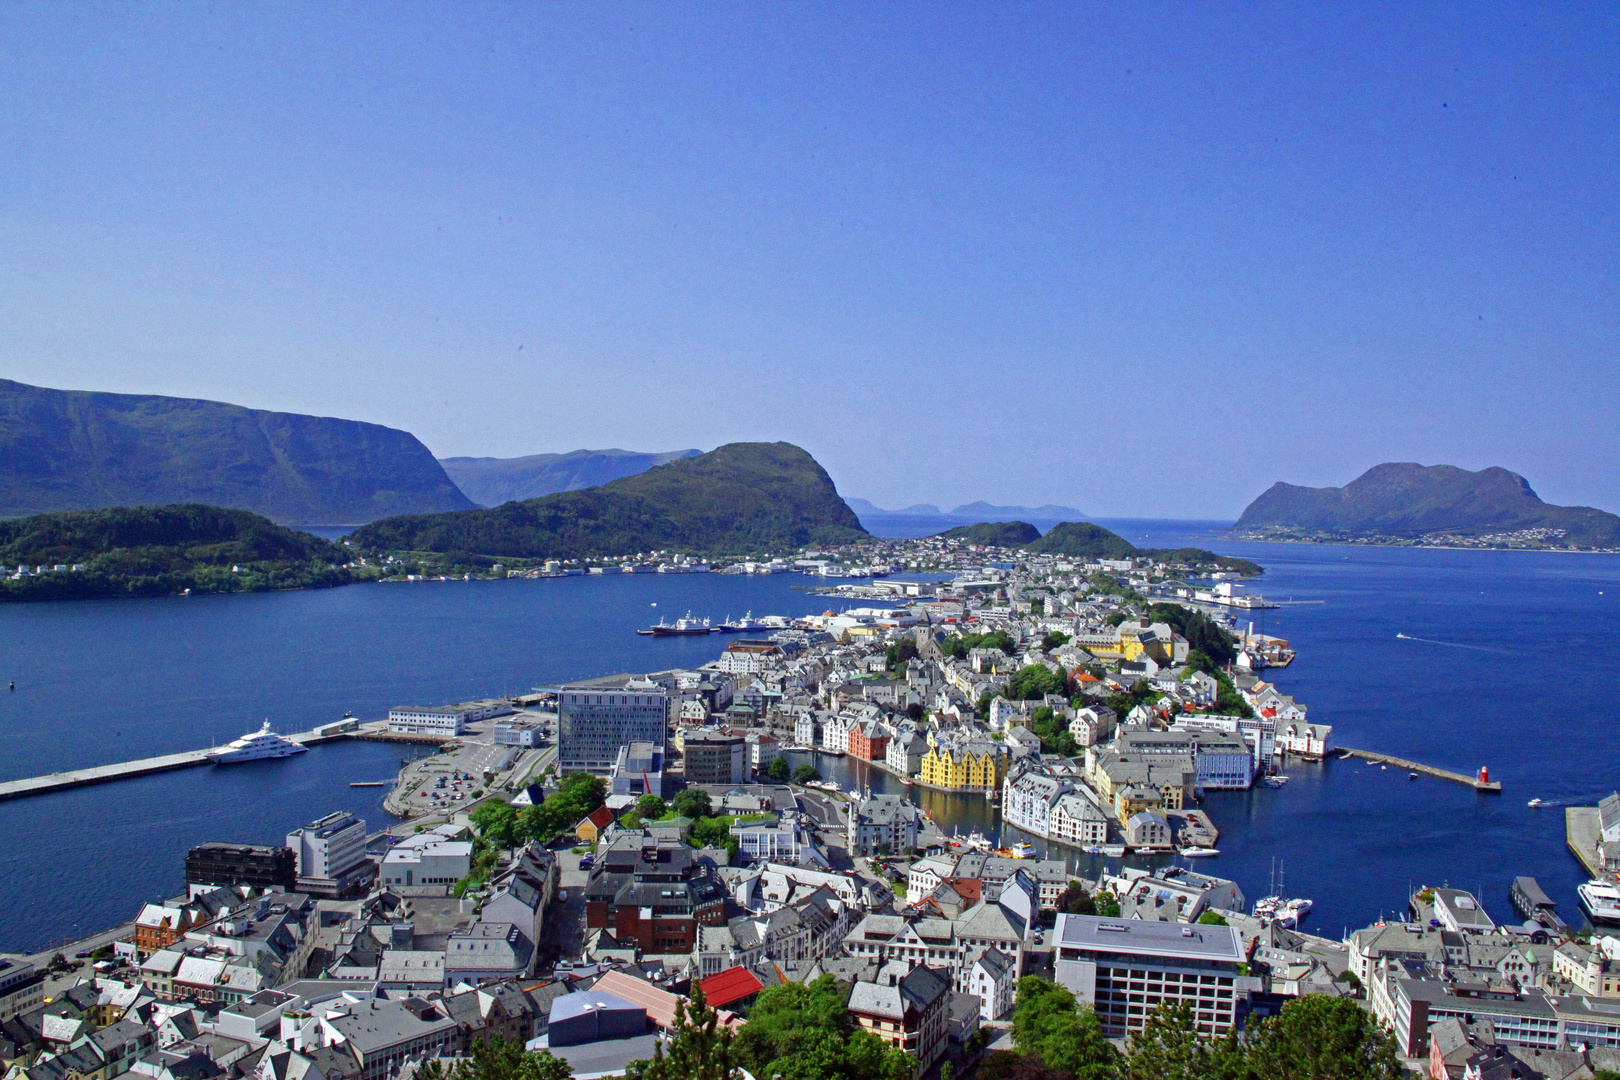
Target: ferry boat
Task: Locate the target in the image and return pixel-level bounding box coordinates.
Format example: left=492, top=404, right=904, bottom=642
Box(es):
left=1007, top=842, right=1036, bottom=859
left=1578, top=879, right=1620, bottom=924
left=208, top=720, right=308, bottom=763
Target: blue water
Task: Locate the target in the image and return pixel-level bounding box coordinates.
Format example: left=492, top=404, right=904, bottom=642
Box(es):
left=1, top=523, right=1616, bottom=951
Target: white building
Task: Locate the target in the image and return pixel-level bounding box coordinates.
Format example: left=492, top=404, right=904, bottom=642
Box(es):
left=820, top=713, right=851, bottom=754
left=1278, top=720, right=1334, bottom=758
left=1002, top=771, right=1071, bottom=838
left=380, top=827, right=473, bottom=890
left=285, top=812, right=368, bottom=896
left=1048, top=791, right=1110, bottom=846
left=1068, top=706, right=1117, bottom=748
left=968, top=948, right=1017, bottom=1022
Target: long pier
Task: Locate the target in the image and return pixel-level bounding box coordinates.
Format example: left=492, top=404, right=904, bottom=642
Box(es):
left=1336, top=747, right=1502, bottom=792
left=0, top=729, right=349, bottom=803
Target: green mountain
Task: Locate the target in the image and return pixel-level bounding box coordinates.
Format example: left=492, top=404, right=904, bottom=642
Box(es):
left=1235, top=463, right=1620, bottom=548
left=1026, top=521, right=1139, bottom=560
left=1027, top=520, right=1263, bottom=575
left=935, top=521, right=1041, bottom=546
left=439, top=448, right=702, bottom=507
left=0, top=504, right=362, bottom=602
left=0, top=379, right=474, bottom=525
left=350, top=441, right=868, bottom=559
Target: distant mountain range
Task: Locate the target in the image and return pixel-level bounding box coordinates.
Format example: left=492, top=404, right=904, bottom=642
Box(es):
left=1235, top=463, right=1620, bottom=548
left=352, top=442, right=868, bottom=559
left=0, top=379, right=472, bottom=525
left=847, top=498, right=1088, bottom=520
left=440, top=448, right=702, bottom=507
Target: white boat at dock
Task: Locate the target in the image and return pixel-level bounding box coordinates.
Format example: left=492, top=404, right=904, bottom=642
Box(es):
left=1579, top=879, right=1620, bottom=924
left=207, top=720, right=307, bottom=763
left=1180, top=847, right=1220, bottom=857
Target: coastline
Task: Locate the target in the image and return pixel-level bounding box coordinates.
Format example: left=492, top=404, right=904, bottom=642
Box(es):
left=1228, top=534, right=1617, bottom=555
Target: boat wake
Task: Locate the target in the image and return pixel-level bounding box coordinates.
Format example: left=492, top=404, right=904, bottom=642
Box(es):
left=1395, top=632, right=1510, bottom=653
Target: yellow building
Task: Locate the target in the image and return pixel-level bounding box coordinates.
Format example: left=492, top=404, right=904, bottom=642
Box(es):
left=919, top=745, right=1007, bottom=792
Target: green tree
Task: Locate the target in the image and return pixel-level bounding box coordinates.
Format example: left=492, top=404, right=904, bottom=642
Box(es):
left=627, top=985, right=735, bottom=1080
left=419, top=1035, right=573, bottom=1080
left=792, top=764, right=822, bottom=784
left=885, top=638, right=920, bottom=672
left=620, top=810, right=644, bottom=830
left=1246, top=994, right=1403, bottom=1080
left=1011, top=976, right=1119, bottom=1080
left=636, top=794, right=668, bottom=819
left=1093, top=891, right=1121, bottom=918
left=1124, top=1002, right=1212, bottom=1080
left=1008, top=665, right=1067, bottom=701
left=736, top=978, right=910, bottom=1080
left=673, top=787, right=714, bottom=820
left=1042, top=631, right=1072, bottom=651
left=1057, top=882, right=1096, bottom=915
left=470, top=800, right=519, bottom=849
left=766, top=755, right=792, bottom=781
left=1197, top=910, right=1229, bottom=926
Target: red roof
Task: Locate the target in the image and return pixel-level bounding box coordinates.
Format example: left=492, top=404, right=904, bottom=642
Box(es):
left=699, top=966, right=765, bottom=1009
left=581, top=805, right=614, bottom=829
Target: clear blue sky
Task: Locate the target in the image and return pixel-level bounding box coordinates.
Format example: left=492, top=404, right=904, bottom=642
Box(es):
left=2, top=4, right=1616, bottom=518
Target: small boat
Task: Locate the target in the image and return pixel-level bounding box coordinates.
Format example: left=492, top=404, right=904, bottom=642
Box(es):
left=350, top=781, right=387, bottom=787
left=1008, top=842, right=1036, bottom=859
left=846, top=788, right=861, bottom=800
left=1082, top=845, right=1104, bottom=855
left=1408, top=772, right=1419, bottom=779
left=1264, top=775, right=1289, bottom=788
left=1528, top=798, right=1545, bottom=808
left=1099, top=844, right=1127, bottom=857
left=900, top=777, right=914, bottom=786
left=1181, top=847, right=1220, bottom=858
left=1380, top=765, right=1388, bottom=771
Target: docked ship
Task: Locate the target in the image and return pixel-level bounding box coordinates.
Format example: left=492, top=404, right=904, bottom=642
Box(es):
left=716, top=611, right=769, bottom=633
left=208, top=721, right=308, bottom=763
left=638, top=613, right=713, bottom=636
left=1578, top=879, right=1620, bottom=924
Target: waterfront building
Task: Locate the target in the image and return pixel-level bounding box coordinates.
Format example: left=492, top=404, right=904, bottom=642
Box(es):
left=846, top=794, right=923, bottom=856
left=847, top=961, right=951, bottom=1076
left=1277, top=719, right=1334, bottom=759
left=683, top=728, right=747, bottom=785
left=1048, top=791, right=1110, bottom=846
left=555, top=675, right=670, bottom=774
left=919, top=743, right=1006, bottom=792
left=717, top=640, right=784, bottom=676
left=387, top=699, right=513, bottom=737
left=492, top=716, right=543, bottom=747
left=0, top=959, right=43, bottom=1022
left=886, top=729, right=929, bottom=776
left=744, top=730, right=779, bottom=771
left=1052, top=913, right=1253, bottom=1038
left=1002, top=769, right=1071, bottom=838
left=1088, top=748, right=1193, bottom=816
left=847, top=720, right=891, bottom=762
left=1126, top=812, right=1171, bottom=849
left=184, top=842, right=296, bottom=894
left=285, top=811, right=370, bottom=898
left=820, top=712, right=852, bottom=754
left=1553, top=938, right=1620, bottom=998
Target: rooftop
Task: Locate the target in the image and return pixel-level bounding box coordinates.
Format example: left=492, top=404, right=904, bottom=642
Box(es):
left=1055, top=913, right=1245, bottom=963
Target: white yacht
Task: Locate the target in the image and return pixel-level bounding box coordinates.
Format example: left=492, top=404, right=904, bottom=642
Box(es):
left=208, top=720, right=308, bottom=763
left=1578, top=879, right=1620, bottom=924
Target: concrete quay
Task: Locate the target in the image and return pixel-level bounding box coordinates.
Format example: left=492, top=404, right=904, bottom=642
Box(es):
left=1566, top=806, right=1604, bottom=877
left=0, top=729, right=348, bottom=803
left=1336, top=747, right=1502, bottom=792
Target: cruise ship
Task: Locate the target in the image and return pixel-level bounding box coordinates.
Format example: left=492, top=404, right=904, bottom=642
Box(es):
left=207, top=721, right=308, bottom=763
left=1578, top=879, right=1620, bottom=924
